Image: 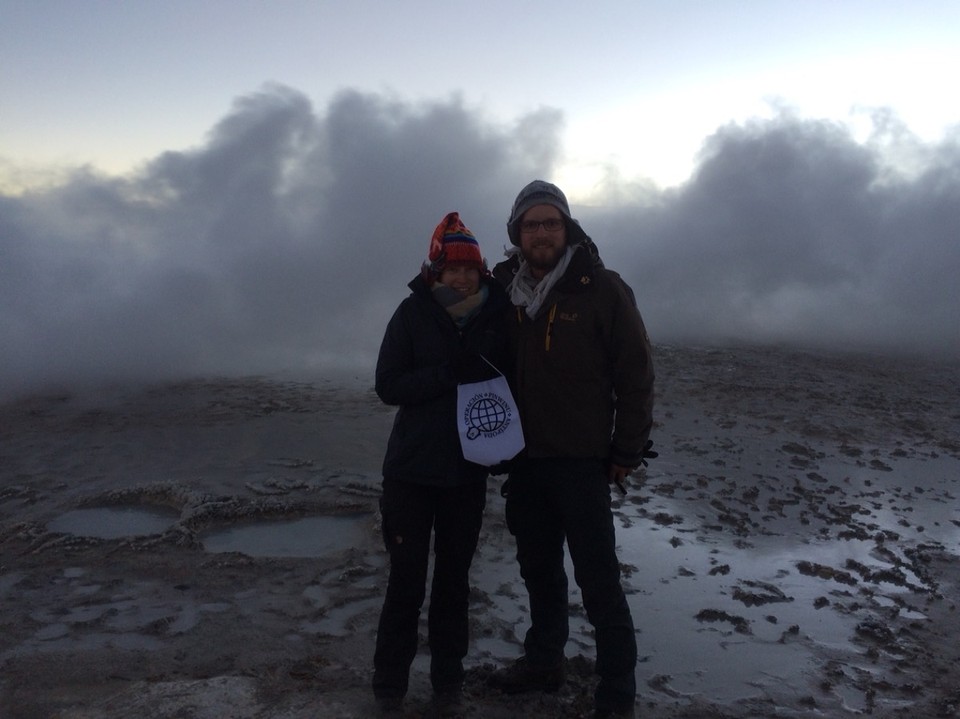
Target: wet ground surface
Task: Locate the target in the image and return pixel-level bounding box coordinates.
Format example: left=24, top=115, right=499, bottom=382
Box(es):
left=1, top=344, right=959, bottom=718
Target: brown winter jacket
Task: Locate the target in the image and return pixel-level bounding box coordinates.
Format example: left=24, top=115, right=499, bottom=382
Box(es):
left=492, top=243, right=655, bottom=468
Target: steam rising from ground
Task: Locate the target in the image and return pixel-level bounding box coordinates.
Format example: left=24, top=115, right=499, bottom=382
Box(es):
left=2, top=85, right=957, bottom=399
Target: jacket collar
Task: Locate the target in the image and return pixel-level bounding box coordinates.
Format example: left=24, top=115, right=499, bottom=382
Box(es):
left=493, top=241, right=600, bottom=296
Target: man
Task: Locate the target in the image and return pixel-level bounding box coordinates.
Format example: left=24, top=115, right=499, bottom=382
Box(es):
left=489, top=180, right=655, bottom=719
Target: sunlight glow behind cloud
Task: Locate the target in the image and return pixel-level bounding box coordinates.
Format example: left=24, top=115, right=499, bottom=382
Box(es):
left=3, top=1, right=959, bottom=197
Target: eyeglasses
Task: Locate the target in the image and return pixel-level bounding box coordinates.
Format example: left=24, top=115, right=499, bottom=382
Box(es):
left=519, top=218, right=565, bottom=234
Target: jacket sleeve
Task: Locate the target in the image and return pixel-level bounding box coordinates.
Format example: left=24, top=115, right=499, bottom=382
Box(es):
left=606, top=274, right=655, bottom=467
left=375, top=298, right=458, bottom=406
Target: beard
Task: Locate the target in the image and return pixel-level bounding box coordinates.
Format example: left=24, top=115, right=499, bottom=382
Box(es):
left=522, top=242, right=566, bottom=274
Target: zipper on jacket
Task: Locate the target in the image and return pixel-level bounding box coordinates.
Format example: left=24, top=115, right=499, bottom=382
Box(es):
left=516, top=304, right=557, bottom=351
left=545, top=304, right=557, bottom=351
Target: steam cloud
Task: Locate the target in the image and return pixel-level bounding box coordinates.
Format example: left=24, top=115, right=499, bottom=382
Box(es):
left=2, top=84, right=957, bottom=399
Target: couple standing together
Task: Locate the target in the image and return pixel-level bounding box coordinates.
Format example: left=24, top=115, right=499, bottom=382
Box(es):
left=373, top=180, right=655, bottom=719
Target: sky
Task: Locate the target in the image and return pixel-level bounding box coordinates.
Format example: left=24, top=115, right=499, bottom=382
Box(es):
left=1, top=0, right=959, bottom=398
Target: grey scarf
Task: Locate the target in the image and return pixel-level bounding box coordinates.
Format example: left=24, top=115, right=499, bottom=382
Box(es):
left=507, top=246, right=574, bottom=319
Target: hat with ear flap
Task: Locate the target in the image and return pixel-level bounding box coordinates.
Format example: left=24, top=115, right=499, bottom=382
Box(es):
left=506, top=179, right=589, bottom=246
left=422, top=211, right=485, bottom=280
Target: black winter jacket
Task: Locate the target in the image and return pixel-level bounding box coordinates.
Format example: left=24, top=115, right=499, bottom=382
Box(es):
left=492, top=244, right=654, bottom=467
left=376, top=274, right=510, bottom=486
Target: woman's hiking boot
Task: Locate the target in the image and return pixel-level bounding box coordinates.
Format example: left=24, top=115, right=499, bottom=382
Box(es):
left=487, top=656, right=566, bottom=694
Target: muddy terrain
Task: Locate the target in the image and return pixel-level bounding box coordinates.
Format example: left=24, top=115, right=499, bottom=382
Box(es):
left=2, top=345, right=959, bottom=718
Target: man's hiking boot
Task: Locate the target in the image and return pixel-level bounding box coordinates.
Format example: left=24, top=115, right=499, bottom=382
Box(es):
left=375, top=695, right=404, bottom=718
left=427, top=687, right=464, bottom=718
left=487, top=656, right=566, bottom=694
left=594, top=706, right=636, bottom=718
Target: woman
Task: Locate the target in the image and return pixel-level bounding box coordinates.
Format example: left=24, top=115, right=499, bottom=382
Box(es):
left=372, top=212, right=509, bottom=715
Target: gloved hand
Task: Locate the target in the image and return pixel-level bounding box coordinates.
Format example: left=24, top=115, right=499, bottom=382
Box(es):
left=639, top=439, right=658, bottom=467
left=608, top=440, right=657, bottom=496
left=489, top=458, right=516, bottom=477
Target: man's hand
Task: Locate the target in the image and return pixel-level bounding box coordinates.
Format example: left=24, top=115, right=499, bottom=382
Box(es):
left=608, top=463, right=632, bottom=495
left=609, top=441, right=657, bottom=495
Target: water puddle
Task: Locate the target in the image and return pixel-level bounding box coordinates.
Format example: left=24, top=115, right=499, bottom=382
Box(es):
left=611, top=498, right=937, bottom=702
left=201, top=515, right=368, bottom=558
left=474, top=487, right=941, bottom=706
left=47, top=507, right=180, bottom=539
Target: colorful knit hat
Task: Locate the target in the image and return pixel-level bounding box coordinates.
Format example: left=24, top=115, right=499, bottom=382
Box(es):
left=426, top=211, right=484, bottom=273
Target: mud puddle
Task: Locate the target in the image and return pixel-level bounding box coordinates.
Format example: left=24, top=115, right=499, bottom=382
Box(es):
left=200, top=514, right=370, bottom=557
left=47, top=506, right=181, bottom=539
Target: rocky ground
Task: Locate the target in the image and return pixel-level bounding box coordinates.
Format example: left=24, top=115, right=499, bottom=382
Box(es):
left=1, top=344, right=959, bottom=718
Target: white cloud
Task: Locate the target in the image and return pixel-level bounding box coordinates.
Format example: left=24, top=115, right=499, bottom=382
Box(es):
left=1, top=85, right=958, bottom=400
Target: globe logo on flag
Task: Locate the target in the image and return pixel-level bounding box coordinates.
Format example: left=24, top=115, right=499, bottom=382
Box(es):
left=469, top=397, right=508, bottom=435
left=457, top=376, right=524, bottom=466
left=464, top=392, right=511, bottom=440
